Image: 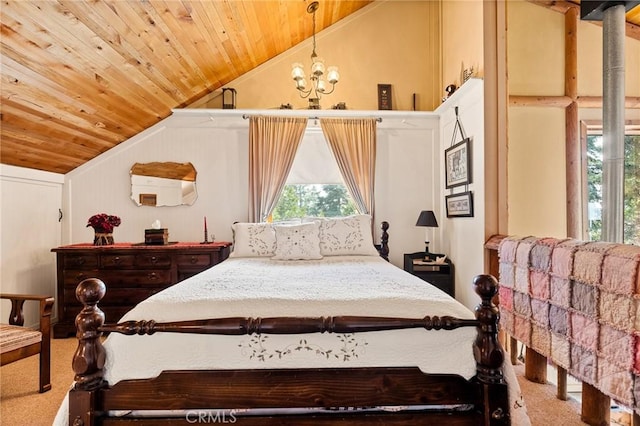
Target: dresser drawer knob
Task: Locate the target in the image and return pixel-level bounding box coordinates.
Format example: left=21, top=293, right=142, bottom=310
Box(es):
left=150, top=256, right=158, bottom=264
left=76, top=273, right=86, bottom=280
left=112, top=256, right=121, bottom=264
left=148, top=272, right=158, bottom=280
left=190, top=256, right=198, bottom=264
left=75, top=258, right=85, bottom=266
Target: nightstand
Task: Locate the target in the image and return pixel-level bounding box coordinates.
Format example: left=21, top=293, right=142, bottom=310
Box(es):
left=403, top=252, right=455, bottom=297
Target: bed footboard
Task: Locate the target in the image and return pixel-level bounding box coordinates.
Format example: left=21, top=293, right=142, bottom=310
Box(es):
left=69, top=275, right=508, bottom=425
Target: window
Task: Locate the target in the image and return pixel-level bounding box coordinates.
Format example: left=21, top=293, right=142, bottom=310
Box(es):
left=586, top=128, right=640, bottom=245
left=271, top=130, right=357, bottom=221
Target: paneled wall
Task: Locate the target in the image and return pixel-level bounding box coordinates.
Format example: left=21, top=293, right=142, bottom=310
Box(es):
left=0, top=165, right=63, bottom=326
left=63, top=109, right=442, bottom=269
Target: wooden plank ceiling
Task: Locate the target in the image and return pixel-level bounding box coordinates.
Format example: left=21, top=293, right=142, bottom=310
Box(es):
left=1, top=0, right=639, bottom=175
left=0, top=0, right=373, bottom=174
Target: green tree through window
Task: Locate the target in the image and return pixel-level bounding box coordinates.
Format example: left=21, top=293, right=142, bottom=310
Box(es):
left=587, top=133, right=640, bottom=245
left=272, top=184, right=357, bottom=221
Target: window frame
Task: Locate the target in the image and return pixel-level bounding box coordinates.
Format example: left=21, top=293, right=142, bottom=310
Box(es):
left=581, top=119, right=640, bottom=242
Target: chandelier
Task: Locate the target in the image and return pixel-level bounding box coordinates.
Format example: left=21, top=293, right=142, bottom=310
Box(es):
left=291, top=1, right=339, bottom=108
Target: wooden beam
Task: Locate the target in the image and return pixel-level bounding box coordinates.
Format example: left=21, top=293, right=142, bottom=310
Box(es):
left=509, top=95, right=573, bottom=107
left=566, top=102, right=581, bottom=237
left=578, top=96, right=640, bottom=109
left=524, top=347, right=547, bottom=384
left=565, top=7, right=580, bottom=238
left=557, top=366, right=568, bottom=401
left=510, top=337, right=519, bottom=365
left=526, top=0, right=640, bottom=41
left=581, top=382, right=610, bottom=426
left=509, top=95, right=640, bottom=109
left=566, top=7, right=578, bottom=100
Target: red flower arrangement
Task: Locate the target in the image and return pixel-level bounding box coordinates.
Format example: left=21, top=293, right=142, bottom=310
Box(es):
left=87, top=213, right=121, bottom=233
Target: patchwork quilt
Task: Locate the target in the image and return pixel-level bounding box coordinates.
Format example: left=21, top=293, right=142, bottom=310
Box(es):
left=498, top=236, right=640, bottom=408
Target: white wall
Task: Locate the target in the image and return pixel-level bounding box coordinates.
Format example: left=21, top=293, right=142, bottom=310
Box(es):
left=64, top=109, right=442, bottom=269
left=1, top=165, right=64, bottom=326
left=436, top=79, right=486, bottom=310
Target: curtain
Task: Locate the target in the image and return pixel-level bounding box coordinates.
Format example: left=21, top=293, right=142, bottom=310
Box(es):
left=319, top=118, right=377, bottom=217
left=249, top=116, right=307, bottom=222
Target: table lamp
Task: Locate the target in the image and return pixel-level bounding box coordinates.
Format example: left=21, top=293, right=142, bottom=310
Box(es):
left=416, top=210, right=438, bottom=255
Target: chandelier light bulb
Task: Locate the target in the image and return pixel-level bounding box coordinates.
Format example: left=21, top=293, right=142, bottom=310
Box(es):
left=326, top=66, right=339, bottom=84
left=311, top=59, right=325, bottom=77
left=316, top=79, right=326, bottom=93
left=296, top=77, right=308, bottom=91
left=291, top=63, right=305, bottom=81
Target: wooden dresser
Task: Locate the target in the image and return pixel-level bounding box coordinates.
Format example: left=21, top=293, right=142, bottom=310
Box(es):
left=51, top=242, right=231, bottom=338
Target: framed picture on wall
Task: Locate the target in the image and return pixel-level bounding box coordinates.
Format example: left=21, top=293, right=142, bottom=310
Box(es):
left=444, top=137, right=472, bottom=188
left=445, top=191, right=474, bottom=218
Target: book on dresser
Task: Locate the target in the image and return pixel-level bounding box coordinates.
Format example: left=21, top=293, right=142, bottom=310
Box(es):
left=51, top=241, right=231, bottom=338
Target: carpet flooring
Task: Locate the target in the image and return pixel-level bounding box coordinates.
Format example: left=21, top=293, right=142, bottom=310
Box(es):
left=0, top=337, right=630, bottom=425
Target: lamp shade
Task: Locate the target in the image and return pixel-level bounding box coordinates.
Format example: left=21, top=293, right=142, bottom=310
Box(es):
left=416, top=210, right=438, bottom=227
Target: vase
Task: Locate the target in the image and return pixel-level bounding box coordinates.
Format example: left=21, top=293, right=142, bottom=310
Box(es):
left=94, top=232, right=114, bottom=246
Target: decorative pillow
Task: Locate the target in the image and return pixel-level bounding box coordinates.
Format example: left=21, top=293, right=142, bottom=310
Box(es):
left=314, top=214, right=379, bottom=256
left=272, top=221, right=323, bottom=260
left=230, top=222, right=276, bottom=257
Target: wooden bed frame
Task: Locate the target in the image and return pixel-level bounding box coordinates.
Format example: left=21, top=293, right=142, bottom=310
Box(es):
left=67, top=223, right=510, bottom=425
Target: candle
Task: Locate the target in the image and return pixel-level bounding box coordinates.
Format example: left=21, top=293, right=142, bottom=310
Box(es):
left=204, top=216, right=208, bottom=242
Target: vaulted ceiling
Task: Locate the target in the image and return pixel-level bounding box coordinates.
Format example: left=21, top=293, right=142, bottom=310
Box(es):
left=1, top=0, right=639, bottom=175
left=0, top=0, right=373, bottom=174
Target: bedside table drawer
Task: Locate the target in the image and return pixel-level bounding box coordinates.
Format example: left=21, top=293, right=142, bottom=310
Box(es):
left=403, top=252, right=455, bottom=298
left=417, top=273, right=454, bottom=296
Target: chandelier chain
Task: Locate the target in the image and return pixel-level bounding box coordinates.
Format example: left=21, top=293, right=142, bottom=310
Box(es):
left=311, top=6, right=317, bottom=58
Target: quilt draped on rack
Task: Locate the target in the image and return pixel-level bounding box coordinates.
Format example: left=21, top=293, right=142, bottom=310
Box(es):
left=498, top=236, right=640, bottom=409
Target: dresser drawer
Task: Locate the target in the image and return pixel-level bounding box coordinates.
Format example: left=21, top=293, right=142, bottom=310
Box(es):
left=63, top=254, right=98, bottom=269
left=176, top=253, right=211, bottom=267
left=100, top=254, right=136, bottom=268
left=136, top=253, right=172, bottom=268
left=63, top=269, right=173, bottom=288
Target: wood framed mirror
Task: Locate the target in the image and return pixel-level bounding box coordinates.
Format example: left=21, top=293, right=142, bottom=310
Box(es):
left=130, top=162, right=197, bottom=207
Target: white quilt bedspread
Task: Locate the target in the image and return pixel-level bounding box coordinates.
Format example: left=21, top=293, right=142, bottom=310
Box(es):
left=54, top=255, right=530, bottom=425
left=105, top=255, right=476, bottom=383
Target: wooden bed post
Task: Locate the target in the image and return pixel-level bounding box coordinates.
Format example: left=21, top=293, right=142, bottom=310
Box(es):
left=68, top=278, right=107, bottom=426
left=473, top=274, right=509, bottom=425
left=379, top=221, right=389, bottom=261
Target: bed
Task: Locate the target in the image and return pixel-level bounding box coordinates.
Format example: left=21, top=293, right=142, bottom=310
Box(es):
left=56, top=216, right=527, bottom=425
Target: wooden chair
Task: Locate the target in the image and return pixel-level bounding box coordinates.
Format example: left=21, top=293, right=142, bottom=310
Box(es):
left=0, top=294, right=54, bottom=393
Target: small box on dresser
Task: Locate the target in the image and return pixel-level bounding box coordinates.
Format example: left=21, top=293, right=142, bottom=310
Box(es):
left=403, top=252, right=455, bottom=297
left=145, top=228, right=169, bottom=245
left=51, top=241, right=231, bottom=338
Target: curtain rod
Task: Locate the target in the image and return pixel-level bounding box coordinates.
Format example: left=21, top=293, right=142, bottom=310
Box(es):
left=241, top=114, right=382, bottom=123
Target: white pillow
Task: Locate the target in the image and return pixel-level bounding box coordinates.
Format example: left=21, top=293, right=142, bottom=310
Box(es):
left=272, top=221, right=323, bottom=260
left=230, top=222, right=276, bottom=257
left=313, top=214, right=380, bottom=256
